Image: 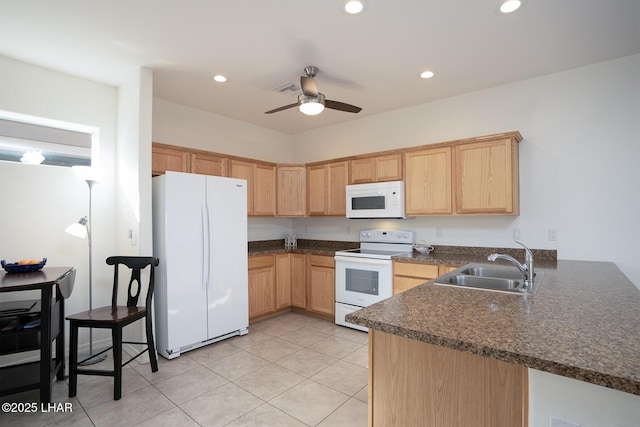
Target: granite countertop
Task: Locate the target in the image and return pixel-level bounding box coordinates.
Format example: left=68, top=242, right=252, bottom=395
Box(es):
left=247, top=239, right=358, bottom=256
left=346, top=260, right=640, bottom=396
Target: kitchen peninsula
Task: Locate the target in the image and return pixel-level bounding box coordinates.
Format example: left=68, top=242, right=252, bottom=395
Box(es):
left=346, top=260, right=640, bottom=426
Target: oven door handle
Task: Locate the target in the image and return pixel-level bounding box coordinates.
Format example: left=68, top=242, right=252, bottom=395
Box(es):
left=334, top=256, right=392, bottom=266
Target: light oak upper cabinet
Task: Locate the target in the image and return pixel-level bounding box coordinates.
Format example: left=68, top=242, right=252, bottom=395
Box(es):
left=277, top=166, right=306, bottom=217
left=190, top=152, right=228, bottom=177
left=455, top=137, right=520, bottom=215
left=230, top=160, right=276, bottom=216
left=404, top=147, right=453, bottom=215
left=350, top=154, right=403, bottom=184
left=254, top=164, right=277, bottom=216
left=248, top=255, right=276, bottom=320
left=307, top=161, right=349, bottom=216
left=307, top=255, right=335, bottom=316
left=152, top=143, right=190, bottom=176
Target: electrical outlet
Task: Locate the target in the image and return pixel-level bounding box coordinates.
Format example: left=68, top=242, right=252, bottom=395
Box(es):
left=346, top=225, right=352, bottom=234
left=436, top=227, right=443, bottom=238
left=548, top=229, right=558, bottom=241
left=550, top=416, right=581, bottom=427
left=513, top=228, right=521, bottom=240
left=128, top=229, right=137, bottom=245
left=304, top=225, right=309, bottom=233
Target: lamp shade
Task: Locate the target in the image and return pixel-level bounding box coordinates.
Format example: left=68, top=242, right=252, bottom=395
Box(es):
left=72, top=165, right=100, bottom=183
left=66, top=217, right=88, bottom=239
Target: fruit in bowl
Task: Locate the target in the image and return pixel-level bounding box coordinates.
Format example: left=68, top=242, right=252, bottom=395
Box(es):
left=18, top=259, right=42, bottom=265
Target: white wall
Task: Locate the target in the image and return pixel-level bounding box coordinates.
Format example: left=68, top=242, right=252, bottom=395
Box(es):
left=0, top=55, right=119, bottom=357
left=153, top=99, right=294, bottom=163
left=292, top=54, right=640, bottom=288
left=529, top=370, right=640, bottom=427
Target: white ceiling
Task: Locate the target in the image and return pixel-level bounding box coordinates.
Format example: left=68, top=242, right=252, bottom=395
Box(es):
left=1, top=1, right=638, bottom=135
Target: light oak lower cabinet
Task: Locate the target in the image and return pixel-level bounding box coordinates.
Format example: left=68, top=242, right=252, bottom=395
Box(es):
left=289, top=254, right=307, bottom=309
left=248, top=255, right=276, bottom=320
left=307, top=255, right=335, bottom=316
left=369, top=330, right=527, bottom=427
left=393, top=262, right=439, bottom=295
left=438, top=264, right=459, bottom=275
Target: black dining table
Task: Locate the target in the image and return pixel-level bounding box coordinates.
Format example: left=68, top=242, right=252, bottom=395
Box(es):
left=0, top=267, right=74, bottom=403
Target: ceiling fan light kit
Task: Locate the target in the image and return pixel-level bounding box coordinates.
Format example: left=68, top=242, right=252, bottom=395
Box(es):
left=299, top=93, right=325, bottom=115
left=265, top=66, right=362, bottom=116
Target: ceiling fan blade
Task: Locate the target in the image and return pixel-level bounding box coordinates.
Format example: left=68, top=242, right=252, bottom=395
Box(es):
left=264, top=103, right=298, bottom=114
left=300, top=76, right=318, bottom=96
left=325, top=100, right=362, bottom=113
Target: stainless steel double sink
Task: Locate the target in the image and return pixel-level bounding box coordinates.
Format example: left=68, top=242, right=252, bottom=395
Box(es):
left=433, top=263, right=544, bottom=295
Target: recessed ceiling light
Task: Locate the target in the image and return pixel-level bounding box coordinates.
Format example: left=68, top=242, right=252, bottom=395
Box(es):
left=420, top=70, right=435, bottom=79
left=344, top=0, right=365, bottom=15
left=499, top=0, right=522, bottom=14
left=213, top=75, right=227, bottom=83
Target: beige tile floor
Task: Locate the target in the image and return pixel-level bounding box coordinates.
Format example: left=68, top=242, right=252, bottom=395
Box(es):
left=0, top=312, right=368, bottom=427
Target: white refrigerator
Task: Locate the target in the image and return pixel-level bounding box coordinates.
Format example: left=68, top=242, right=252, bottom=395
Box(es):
left=152, top=171, right=249, bottom=359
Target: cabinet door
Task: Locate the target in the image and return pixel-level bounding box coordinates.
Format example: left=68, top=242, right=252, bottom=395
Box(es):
left=405, top=147, right=452, bottom=215
left=277, top=166, right=306, bottom=216
left=307, top=255, right=335, bottom=316
left=455, top=139, right=518, bottom=214
left=393, top=262, right=439, bottom=295
left=254, top=164, right=276, bottom=216
left=375, top=154, right=403, bottom=182
left=152, top=144, right=190, bottom=176
left=290, top=253, right=307, bottom=309
left=230, top=160, right=254, bottom=215
left=327, top=161, right=348, bottom=215
left=275, top=253, right=292, bottom=309
left=438, top=264, right=459, bottom=275
left=248, top=256, right=275, bottom=319
left=350, top=158, right=376, bottom=184
left=191, top=153, right=228, bottom=177
left=307, top=164, right=328, bottom=215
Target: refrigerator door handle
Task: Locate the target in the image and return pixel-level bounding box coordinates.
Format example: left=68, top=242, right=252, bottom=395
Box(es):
left=202, top=203, right=211, bottom=289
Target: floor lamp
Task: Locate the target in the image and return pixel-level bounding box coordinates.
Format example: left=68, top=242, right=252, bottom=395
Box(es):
left=65, top=166, right=106, bottom=365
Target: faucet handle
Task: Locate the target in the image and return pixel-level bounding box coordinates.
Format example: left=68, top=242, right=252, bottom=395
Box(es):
left=514, top=241, right=533, bottom=262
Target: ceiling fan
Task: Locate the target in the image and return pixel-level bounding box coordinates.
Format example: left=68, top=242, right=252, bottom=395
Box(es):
left=265, top=66, right=362, bottom=116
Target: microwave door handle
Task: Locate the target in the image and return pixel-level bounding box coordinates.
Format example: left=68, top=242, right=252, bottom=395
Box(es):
left=334, top=256, right=392, bottom=266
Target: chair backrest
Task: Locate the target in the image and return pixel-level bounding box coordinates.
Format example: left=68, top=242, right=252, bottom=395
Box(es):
left=105, top=256, right=160, bottom=308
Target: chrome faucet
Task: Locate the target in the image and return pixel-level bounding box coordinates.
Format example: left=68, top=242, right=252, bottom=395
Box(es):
left=488, top=241, right=535, bottom=290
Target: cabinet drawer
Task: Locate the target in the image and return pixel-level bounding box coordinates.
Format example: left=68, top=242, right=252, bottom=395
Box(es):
left=308, top=255, right=334, bottom=268
left=249, top=255, right=275, bottom=270
left=393, top=262, right=439, bottom=279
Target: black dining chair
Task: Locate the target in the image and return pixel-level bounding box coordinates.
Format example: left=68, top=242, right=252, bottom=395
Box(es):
left=66, top=256, right=159, bottom=400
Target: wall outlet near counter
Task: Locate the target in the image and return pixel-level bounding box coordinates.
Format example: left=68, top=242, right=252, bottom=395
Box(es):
left=548, top=229, right=558, bottom=241
left=435, top=227, right=443, bottom=237
left=513, top=228, right=521, bottom=240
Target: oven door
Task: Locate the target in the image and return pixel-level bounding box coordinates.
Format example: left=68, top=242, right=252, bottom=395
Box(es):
left=335, top=255, right=393, bottom=307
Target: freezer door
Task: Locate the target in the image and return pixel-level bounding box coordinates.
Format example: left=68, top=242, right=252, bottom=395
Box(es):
left=205, top=176, right=249, bottom=339
left=163, top=172, right=209, bottom=350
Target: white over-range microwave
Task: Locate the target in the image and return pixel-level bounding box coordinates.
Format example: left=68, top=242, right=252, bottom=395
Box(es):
left=345, top=180, right=406, bottom=219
